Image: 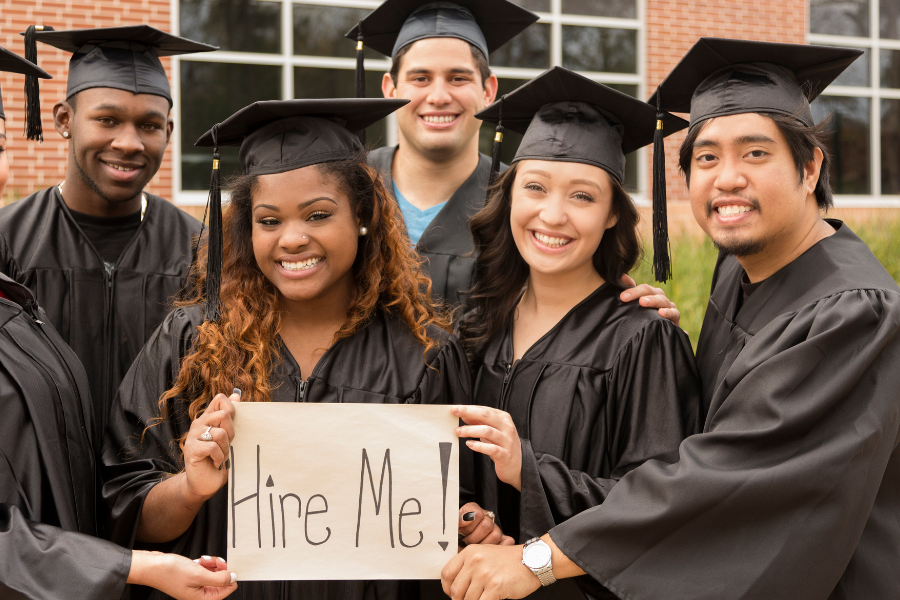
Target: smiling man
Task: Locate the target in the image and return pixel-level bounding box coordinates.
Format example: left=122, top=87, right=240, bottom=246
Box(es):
left=0, top=26, right=215, bottom=433
left=346, top=0, right=537, bottom=307
left=441, top=38, right=900, bottom=600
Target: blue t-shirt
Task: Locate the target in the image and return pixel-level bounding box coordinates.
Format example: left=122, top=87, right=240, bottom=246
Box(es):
left=393, top=182, right=446, bottom=245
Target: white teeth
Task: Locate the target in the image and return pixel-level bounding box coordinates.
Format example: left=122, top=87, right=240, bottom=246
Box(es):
left=422, top=115, right=456, bottom=123
left=281, top=257, right=323, bottom=271
left=534, top=232, right=571, bottom=248
left=104, top=161, right=135, bottom=172
left=717, top=205, right=752, bottom=217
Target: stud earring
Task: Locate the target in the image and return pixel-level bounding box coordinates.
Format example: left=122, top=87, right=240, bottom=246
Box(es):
left=359, top=226, right=369, bottom=236
left=63, top=131, right=69, bottom=138
left=302, top=235, right=307, bottom=240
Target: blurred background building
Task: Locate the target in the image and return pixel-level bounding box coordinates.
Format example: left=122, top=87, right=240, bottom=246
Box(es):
left=0, top=0, right=897, bottom=232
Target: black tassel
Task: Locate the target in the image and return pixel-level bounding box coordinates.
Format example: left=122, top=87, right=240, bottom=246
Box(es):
left=355, top=30, right=366, bottom=145
left=489, top=96, right=505, bottom=187
left=24, top=25, right=53, bottom=142
left=651, top=93, right=671, bottom=283
left=205, top=125, right=223, bottom=322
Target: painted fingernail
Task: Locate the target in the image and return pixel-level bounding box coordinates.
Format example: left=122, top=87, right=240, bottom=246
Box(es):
left=218, top=462, right=223, bottom=471
left=463, top=512, right=475, bottom=522
left=458, top=533, right=467, bottom=547
left=230, top=573, right=237, bottom=584
left=202, top=556, right=212, bottom=561
left=218, top=557, right=225, bottom=562
left=225, top=458, right=230, bottom=470
left=193, top=558, right=200, bottom=563
left=232, top=388, right=242, bottom=397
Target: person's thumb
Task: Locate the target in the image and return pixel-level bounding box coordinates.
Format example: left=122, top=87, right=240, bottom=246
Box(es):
left=197, top=567, right=237, bottom=588
left=231, top=387, right=242, bottom=404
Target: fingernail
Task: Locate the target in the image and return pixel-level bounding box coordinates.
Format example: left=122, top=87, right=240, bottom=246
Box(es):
left=193, top=558, right=200, bottom=563
left=463, top=512, right=475, bottom=522
left=218, top=460, right=224, bottom=471
left=622, top=293, right=631, bottom=301
left=458, top=533, right=467, bottom=548
left=233, top=388, right=242, bottom=397
left=230, top=573, right=237, bottom=584
left=202, top=555, right=211, bottom=560
left=225, top=458, right=230, bottom=470
left=218, top=557, right=225, bottom=562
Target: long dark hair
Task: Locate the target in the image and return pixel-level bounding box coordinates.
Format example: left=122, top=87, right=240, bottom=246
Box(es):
left=458, top=162, right=641, bottom=364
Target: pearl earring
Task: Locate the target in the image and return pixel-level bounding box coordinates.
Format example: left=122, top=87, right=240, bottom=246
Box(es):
left=359, top=226, right=369, bottom=236
left=63, top=132, right=69, bottom=138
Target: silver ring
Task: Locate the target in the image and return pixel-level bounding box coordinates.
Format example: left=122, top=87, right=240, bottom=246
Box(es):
left=200, top=426, right=214, bottom=442
left=484, top=510, right=495, bottom=523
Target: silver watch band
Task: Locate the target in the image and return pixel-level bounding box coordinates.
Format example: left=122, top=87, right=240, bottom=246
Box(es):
left=534, top=565, right=557, bottom=586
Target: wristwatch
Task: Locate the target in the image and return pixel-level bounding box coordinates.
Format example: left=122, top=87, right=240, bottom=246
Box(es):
left=522, top=537, right=556, bottom=586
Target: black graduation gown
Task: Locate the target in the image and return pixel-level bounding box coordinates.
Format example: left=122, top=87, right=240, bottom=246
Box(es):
left=0, top=187, right=202, bottom=434
left=102, top=305, right=472, bottom=600
left=0, top=274, right=130, bottom=599
left=472, top=284, right=702, bottom=600
left=549, top=221, right=900, bottom=599
left=368, top=147, right=495, bottom=308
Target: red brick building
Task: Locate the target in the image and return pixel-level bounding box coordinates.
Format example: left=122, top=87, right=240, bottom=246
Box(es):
left=0, top=0, right=896, bottom=230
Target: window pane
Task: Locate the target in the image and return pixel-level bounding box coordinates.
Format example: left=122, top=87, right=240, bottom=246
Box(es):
left=181, top=62, right=282, bottom=190
left=293, top=4, right=380, bottom=59
left=811, top=96, right=871, bottom=194
left=881, top=49, right=900, bottom=88
left=810, top=0, right=869, bottom=37
left=881, top=0, right=900, bottom=38
left=562, top=27, right=637, bottom=73
left=512, top=0, right=549, bottom=11
left=881, top=99, right=900, bottom=193
left=562, top=0, right=636, bottom=18
left=833, top=48, right=870, bottom=86
left=491, top=23, right=550, bottom=69
left=180, top=0, right=281, bottom=54
left=294, top=67, right=388, bottom=147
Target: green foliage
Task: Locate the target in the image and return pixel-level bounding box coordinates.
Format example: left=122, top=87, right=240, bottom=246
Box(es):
left=632, top=217, right=900, bottom=351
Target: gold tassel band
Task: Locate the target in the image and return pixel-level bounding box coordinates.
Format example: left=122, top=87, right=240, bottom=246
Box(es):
left=35, top=25, right=45, bottom=31
left=494, top=131, right=503, bottom=142
left=656, top=119, right=663, bottom=130
left=357, top=41, right=364, bottom=50
left=213, top=159, right=219, bottom=170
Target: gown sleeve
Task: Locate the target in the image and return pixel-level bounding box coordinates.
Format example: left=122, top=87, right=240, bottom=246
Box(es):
left=101, top=308, right=197, bottom=549
left=518, top=318, right=702, bottom=537
left=0, top=503, right=130, bottom=600
left=548, top=290, right=900, bottom=600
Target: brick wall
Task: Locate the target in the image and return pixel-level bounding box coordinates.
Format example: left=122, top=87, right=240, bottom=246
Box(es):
left=0, top=0, right=173, bottom=204
left=643, top=0, right=809, bottom=236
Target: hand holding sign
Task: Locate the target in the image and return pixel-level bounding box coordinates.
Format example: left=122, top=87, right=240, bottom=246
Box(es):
left=228, top=403, right=459, bottom=580
left=184, top=390, right=241, bottom=500
left=453, top=405, right=523, bottom=491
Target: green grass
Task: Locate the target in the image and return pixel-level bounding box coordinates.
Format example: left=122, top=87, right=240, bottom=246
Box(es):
left=631, top=217, right=900, bottom=350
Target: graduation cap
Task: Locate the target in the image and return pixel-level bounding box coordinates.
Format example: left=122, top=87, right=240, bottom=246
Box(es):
left=194, top=98, right=409, bottom=322
left=344, top=0, right=538, bottom=102
left=476, top=66, right=688, bottom=281
left=21, top=24, right=217, bottom=141
left=0, top=44, right=50, bottom=129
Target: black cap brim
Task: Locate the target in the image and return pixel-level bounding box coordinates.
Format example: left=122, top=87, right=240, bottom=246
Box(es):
left=195, top=98, right=409, bottom=147
left=0, top=45, right=50, bottom=79
left=478, top=66, right=687, bottom=155
left=31, top=24, right=217, bottom=56
left=345, top=0, right=538, bottom=57
left=650, top=37, right=863, bottom=115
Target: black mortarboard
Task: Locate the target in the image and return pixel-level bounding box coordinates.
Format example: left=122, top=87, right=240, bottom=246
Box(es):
left=0, top=44, right=51, bottom=121
left=649, top=37, right=864, bottom=128
left=477, top=67, right=687, bottom=281
left=22, top=25, right=216, bottom=140
left=344, top=0, right=538, bottom=109
left=194, top=98, right=408, bottom=321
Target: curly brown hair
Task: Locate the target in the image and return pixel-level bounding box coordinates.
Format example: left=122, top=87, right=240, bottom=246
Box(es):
left=158, top=149, right=451, bottom=438
left=458, top=162, right=642, bottom=364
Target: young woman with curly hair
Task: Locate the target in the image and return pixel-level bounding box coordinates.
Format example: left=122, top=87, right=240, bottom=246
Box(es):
left=101, top=99, right=492, bottom=600
left=448, top=69, right=703, bottom=600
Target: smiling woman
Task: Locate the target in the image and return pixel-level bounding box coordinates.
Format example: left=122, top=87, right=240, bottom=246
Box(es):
left=102, top=98, right=481, bottom=600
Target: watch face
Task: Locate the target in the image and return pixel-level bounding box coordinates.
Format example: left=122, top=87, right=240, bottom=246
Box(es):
left=523, top=541, right=552, bottom=569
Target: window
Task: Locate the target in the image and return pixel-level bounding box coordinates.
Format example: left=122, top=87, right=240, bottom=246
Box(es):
left=173, top=0, right=644, bottom=203
left=810, top=0, right=900, bottom=204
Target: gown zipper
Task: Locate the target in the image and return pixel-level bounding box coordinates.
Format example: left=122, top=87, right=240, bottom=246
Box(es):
left=298, top=380, right=307, bottom=401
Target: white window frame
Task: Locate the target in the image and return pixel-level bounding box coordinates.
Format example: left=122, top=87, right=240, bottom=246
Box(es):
left=170, top=0, right=646, bottom=205
left=810, top=2, right=900, bottom=207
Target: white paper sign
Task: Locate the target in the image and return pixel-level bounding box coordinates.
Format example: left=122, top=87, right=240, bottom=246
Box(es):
left=227, top=403, right=459, bottom=581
